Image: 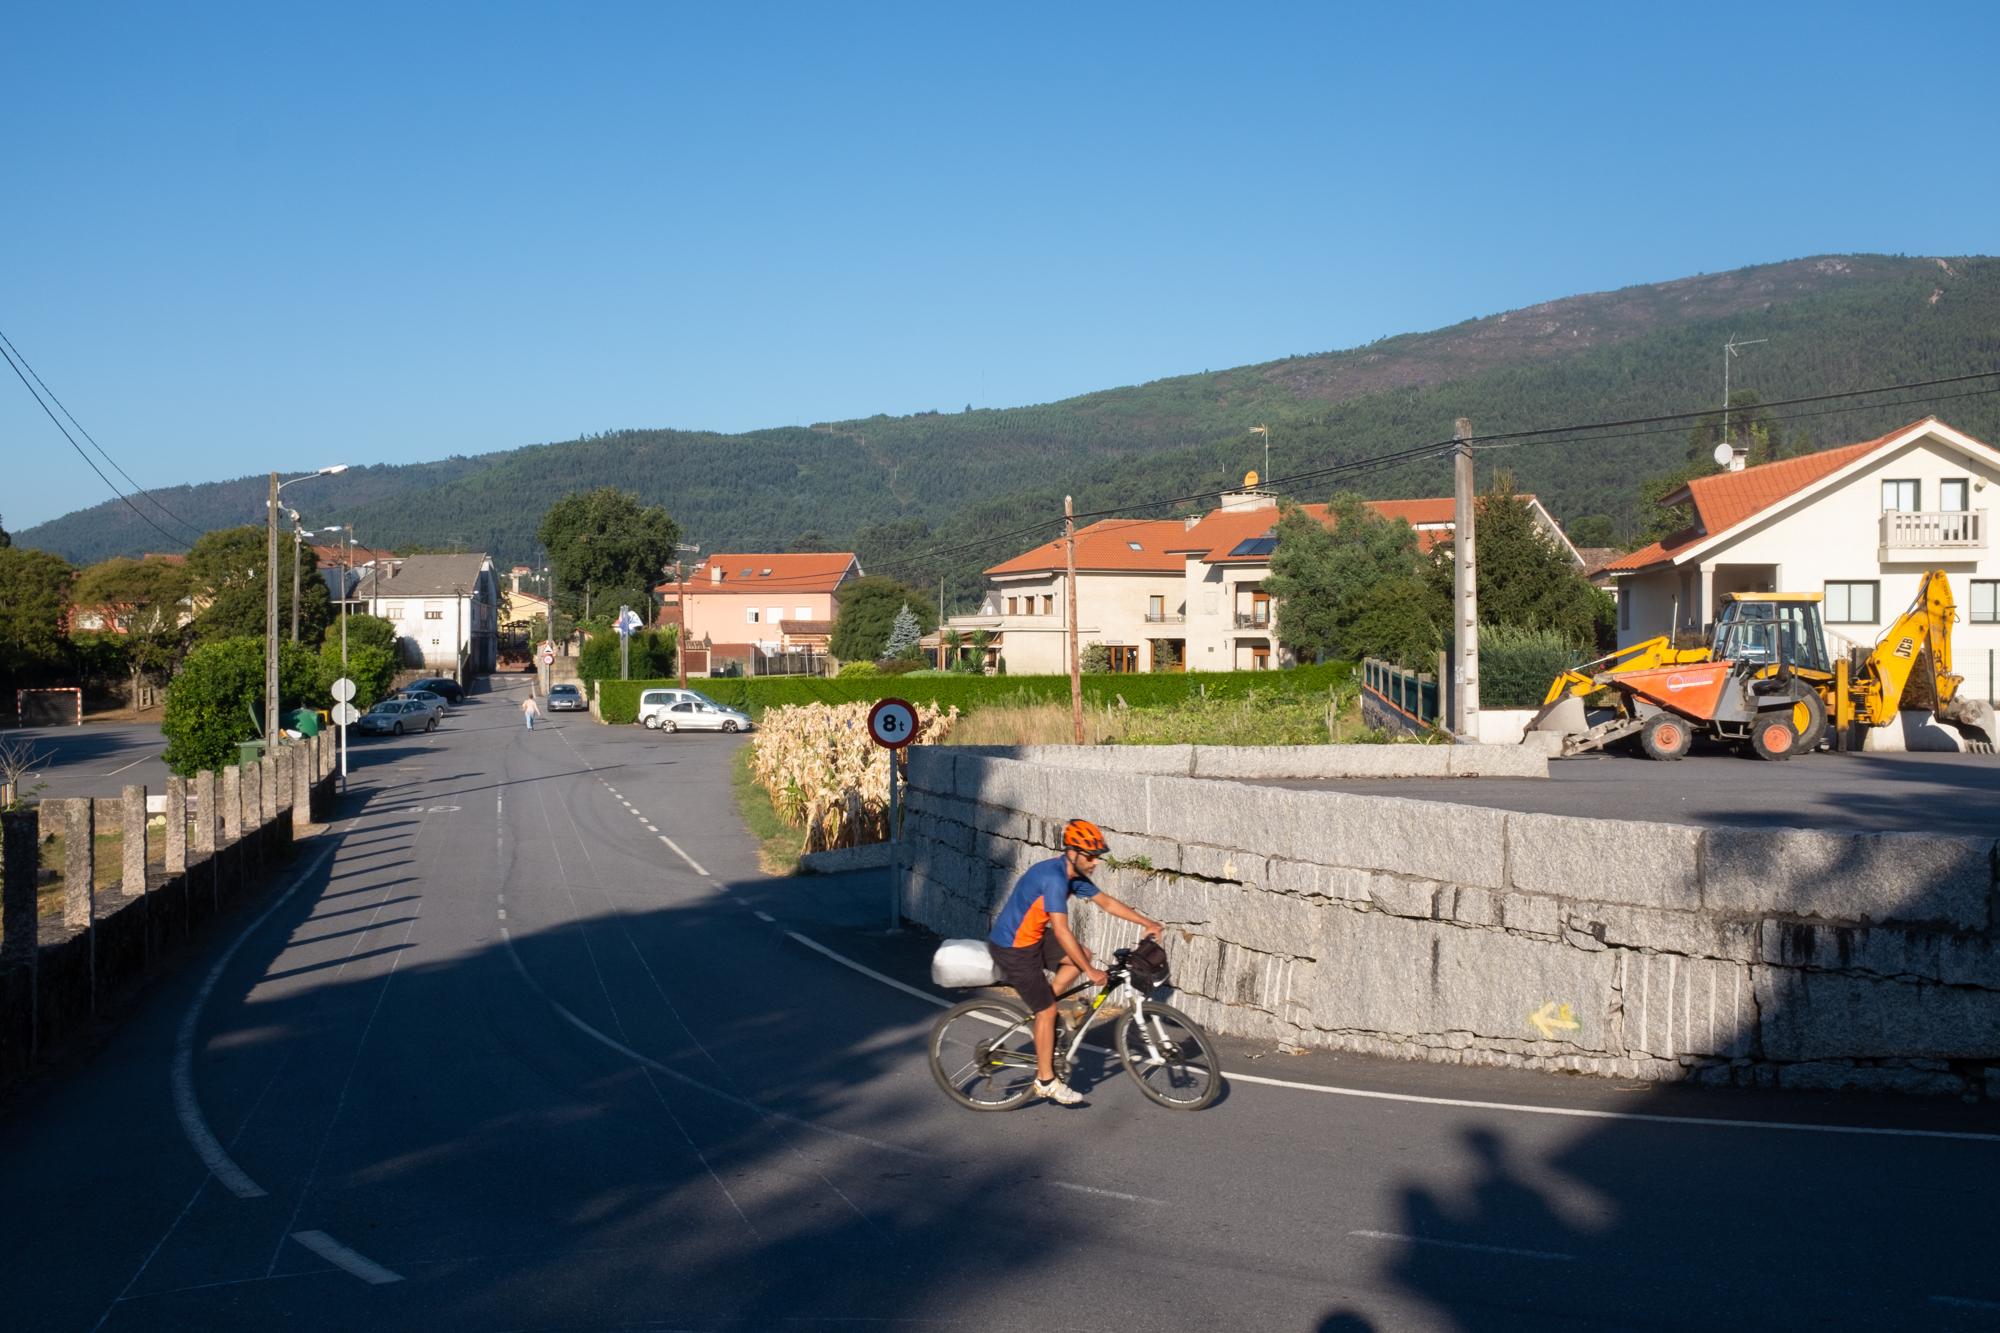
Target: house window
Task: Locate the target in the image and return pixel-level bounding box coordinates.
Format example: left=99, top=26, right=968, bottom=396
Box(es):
left=1107, top=646, right=1139, bottom=673
left=794, top=606, right=811, bottom=620
left=1824, top=581, right=1879, bottom=624
left=424, top=610, right=443, bottom=620
left=766, top=606, right=782, bottom=624
left=384, top=604, right=404, bottom=619
left=1041, top=595, right=1054, bottom=615
left=1881, top=479, right=1920, bottom=512
left=746, top=608, right=760, bottom=624
left=1941, top=479, right=1969, bottom=512
left=1250, top=644, right=1271, bottom=670
left=1972, top=580, right=1998, bottom=624
left=1005, top=597, right=1017, bottom=615
left=1148, top=595, right=1164, bottom=621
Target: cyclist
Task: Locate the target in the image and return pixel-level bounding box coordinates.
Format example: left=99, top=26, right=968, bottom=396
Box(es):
left=986, top=818, right=1164, bottom=1106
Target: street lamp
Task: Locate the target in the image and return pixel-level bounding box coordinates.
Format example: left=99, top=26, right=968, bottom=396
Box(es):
left=288, top=515, right=316, bottom=644
left=266, top=466, right=346, bottom=746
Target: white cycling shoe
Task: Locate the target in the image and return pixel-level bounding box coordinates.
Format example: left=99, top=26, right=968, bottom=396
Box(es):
left=1032, top=1078, right=1084, bottom=1106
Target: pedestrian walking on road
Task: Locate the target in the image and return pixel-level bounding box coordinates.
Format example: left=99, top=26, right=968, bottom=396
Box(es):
left=521, top=695, right=540, bottom=731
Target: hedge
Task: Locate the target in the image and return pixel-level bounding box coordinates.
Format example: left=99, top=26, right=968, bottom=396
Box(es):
left=595, top=662, right=1355, bottom=724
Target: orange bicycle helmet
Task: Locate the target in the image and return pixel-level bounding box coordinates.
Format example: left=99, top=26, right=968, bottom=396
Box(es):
left=1061, top=818, right=1109, bottom=856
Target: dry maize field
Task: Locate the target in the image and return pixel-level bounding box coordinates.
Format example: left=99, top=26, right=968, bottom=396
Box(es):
left=748, top=701, right=958, bottom=852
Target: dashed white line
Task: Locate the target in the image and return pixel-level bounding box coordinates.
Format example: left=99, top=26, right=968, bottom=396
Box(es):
left=289, top=1230, right=403, bottom=1285
left=657, top=835, right=708, bottom=877
left=1349, top=1230, right=1574, bottom=1262
left=498, top=909, right=507, bottom=920
left=1932, top=1295, right=2000, bottom=1312
left=1050, top=1180, right=1165, bottom=1206
left=753, top=910, right=775, bottom=923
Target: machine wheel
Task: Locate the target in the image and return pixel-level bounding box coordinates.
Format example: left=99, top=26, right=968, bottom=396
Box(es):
left=1788, top=693, right=1827, bottom=755
left=1750, top=716, right=1797, bottom=761
left=643, top=715, right=660, bottom=730
left=1640, top=714, right=1693, bottom=761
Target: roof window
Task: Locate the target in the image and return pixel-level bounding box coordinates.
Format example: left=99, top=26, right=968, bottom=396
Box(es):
left=1228, top=537, right=1278, bottom=558
left=1127, top=542, right=1143, bottom=551
left=740, top=568, right=753, bottom=577
left=761, top=568, right=773, bottom=576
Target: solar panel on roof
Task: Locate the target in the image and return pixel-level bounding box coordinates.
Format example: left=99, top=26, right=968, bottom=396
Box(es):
left=1228, top=537, right=1278, bottom=557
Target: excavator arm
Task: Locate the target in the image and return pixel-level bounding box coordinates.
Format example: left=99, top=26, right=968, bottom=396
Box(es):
left=1850, top=571, right=1997, bottom=748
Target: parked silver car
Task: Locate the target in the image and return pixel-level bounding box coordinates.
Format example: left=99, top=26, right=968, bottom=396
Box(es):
left=397, top=688, right=450, bottom=719
left=546, top=683, right=588, bottom=712
left=655, top=699, right=754, bottom=733
left=356, top=698, right=438, bottom=736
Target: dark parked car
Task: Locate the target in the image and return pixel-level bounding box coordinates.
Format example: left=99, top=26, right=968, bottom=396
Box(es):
left=546, top=683, right=587, bottom=712
left=407, top=676, right=464, bottom=703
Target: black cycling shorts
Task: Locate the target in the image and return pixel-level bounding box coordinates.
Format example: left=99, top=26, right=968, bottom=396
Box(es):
left=987, top=935, right=1064, bottom=1013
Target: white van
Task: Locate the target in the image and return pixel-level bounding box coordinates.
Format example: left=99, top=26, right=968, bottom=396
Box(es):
left=637, top=688, right=721, bottom=728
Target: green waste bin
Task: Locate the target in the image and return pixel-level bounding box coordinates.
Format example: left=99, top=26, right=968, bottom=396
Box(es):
left=288, top=707, right=322, bottom=737
left=237, top=738, right=269, bottom=768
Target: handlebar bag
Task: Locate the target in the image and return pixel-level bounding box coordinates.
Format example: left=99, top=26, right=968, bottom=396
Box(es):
left=932, top=938, right=1003, bottom=988
left=1125, top=937, right=1170, bottom=988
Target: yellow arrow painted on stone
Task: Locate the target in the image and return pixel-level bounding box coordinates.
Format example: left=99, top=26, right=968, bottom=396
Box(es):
left=1529, top=1002, right=1580, bottom=1039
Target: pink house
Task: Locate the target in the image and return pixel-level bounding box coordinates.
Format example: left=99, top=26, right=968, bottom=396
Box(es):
left=656, top=552, right=862, bottom=652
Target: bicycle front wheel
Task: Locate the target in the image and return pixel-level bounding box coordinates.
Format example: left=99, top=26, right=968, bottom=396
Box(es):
left=1116, top=1002, right=1221, bottom=1110
left=929, top=997, right=1039, bottom=1111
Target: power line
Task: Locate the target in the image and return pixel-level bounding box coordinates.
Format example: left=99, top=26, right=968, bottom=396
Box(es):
left=0, top=327, right=207, bottom=541
left=0, top=338, right=190, bottom=552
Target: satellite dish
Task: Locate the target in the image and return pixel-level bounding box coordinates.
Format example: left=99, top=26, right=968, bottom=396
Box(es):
left=1712, top=443, right=1734, bottom=467
left=1245, top=470, right=1260, bottom=487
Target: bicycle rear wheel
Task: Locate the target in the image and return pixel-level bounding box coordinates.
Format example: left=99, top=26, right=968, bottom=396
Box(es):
left=1115, top=1002, right=1221, bottom=1110
left=929, top=997, right=1039, bottom=1111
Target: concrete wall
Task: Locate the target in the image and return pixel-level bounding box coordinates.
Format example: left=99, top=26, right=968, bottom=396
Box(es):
left=897, top=745, right=2000, bottom=1098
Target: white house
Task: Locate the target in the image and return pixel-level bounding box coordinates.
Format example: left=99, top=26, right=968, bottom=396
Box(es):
left=954, top=477, right=1578, bottom=674
left=354, top=553, right=501, bottom=677
left=1605, top=417, right=2000, bottom=700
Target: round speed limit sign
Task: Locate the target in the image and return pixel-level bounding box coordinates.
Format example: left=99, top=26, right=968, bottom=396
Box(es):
left=867, top=697, right=918, bottom=749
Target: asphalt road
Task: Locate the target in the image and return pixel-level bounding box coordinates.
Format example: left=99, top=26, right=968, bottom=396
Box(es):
left=2, top=674, right=1996, bottom=1331
left=1265, top=748, right=2000, bottom=836
left=8, top=720, right=174, bottom=800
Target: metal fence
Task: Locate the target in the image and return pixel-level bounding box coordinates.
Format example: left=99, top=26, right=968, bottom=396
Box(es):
left=1360, top=657, right=1440, bottom=727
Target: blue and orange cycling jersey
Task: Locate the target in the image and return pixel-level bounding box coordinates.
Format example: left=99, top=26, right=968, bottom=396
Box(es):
left=987, top=855, right=1098, bottom=948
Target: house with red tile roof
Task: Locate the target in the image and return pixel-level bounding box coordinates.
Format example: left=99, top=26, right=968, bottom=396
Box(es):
left=1603, top=419, right=2000, bottom=664
left=955, top=476, right=1576, bottom=674
left=653, top=552, right=861, bottom=656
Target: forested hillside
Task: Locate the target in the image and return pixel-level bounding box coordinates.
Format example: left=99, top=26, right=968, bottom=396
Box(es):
left=22, top=254, right=1999, bottom=608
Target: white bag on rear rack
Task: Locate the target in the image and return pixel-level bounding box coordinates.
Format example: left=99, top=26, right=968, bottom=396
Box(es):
left=931, top=938, right=1002, bottom=988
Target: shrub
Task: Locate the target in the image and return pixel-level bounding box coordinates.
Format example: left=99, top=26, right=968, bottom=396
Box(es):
left=1477, top=623, right=1586, bottom=708
left=837, top=661, right=878, bottom=677
left=318, top=639, right=397, bottom=711
left=595, top=662, right=1355, bottom=724
left=163, top=636, right=324, bottom=775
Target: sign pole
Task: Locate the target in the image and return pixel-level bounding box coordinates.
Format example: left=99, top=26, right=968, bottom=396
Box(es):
left=887, top=747, right=900, bottom=930
left=866, top=697, right=918, bottom=932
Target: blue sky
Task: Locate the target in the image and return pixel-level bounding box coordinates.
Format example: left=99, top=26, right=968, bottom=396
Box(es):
left=5, top=2, right=1996, bottom=532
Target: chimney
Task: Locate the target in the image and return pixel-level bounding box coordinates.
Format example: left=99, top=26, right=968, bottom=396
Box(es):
left=1184, top=514, right=1200, bottom=530
left=710, top=565, right=723, bottom=584
left=1729, top=445, right=1749, bottom=472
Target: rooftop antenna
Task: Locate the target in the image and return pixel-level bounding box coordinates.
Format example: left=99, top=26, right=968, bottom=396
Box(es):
left=1722, top=336, right=1767, bottom=452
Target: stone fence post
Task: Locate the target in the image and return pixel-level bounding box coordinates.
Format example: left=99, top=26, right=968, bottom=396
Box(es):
left=222, top=765, right=242, bottom=844
left=292, top=744, right=313, bottom=835
left=122, top=784, right=148, bottom=900
left=195, top=768, right=219, bottom=913
left=165, top=776, right=187, bottom=875
left=1, top=809, right=40, bottom=1056
left=62, top=798, right=96, bottom=1014
left=259, top=755, right=278, bottom=824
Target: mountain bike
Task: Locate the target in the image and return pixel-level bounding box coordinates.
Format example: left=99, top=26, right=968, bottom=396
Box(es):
left=927, top=944, right=1220, bottom=1111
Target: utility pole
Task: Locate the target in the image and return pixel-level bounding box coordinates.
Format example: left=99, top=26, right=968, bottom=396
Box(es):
left=265, top=472, right=281, bottom=747
left=1066, top=496, right=1083, bottom=745
left=1452, top=418, right=1479, bottom=737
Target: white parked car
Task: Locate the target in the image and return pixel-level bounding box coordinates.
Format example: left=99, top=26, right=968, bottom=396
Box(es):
left=637, top=688, right=723, bottom=729
left=655, top=699, right=754, bottom=734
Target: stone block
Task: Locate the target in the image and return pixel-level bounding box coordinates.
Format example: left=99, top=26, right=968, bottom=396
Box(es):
left=1775, top=1061, right=1964, bottom=1097
left=1502, top=893, right=1560, bottom=937
left=1575, top=903, right=1757, bottom=963
left=1757, top=920, right=2000, bottom=989
left=973, top=803, right=1025, bottom=839
left=1204, top=884, right=1330, bottom=957
left=1447, top=746, right=1549, bottom=778
left=1035, top=767, right=1151, bottom=836
left=1618, top=951, right=1753, bottom=1059
left=1506, top=811, right=1702, bottom=911
left=1755, top=966, right=2000, bottom=1061
left=1191, top=744, right=1447, bottom=781
left=63, top=799, right=94, bottom=928
left=1704, top=827, right=1993, bottom=931
left=903, top=746, right=955, bottom=796
left=1366, top=876, right=1440, bottom=920
left=164, top=776, right=187, bottom=874
left=959, top=758, right=1046, bottom=815
left=1450, top=887, right=1500, bottom=927
left=1119, top=875, right=1221, bottom=930
left=122, top=783, right=148, bottom=898
left=1262, top=857, right=1320, bottom=897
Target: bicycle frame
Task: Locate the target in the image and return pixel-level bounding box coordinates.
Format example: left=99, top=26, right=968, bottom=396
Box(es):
left=978, top=965, right=1173, bottom=1077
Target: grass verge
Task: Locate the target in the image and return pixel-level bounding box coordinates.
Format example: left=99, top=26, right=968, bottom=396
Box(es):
left=730, top=744, right=802, bottom=876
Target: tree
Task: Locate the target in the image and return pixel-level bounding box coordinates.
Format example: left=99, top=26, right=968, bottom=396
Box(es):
left=318, top=638, right=396, bottom=712
left=0, top=546, right=76, bottom=688
left=328, top=612, right=399, bottom=658
left=884, top=604, right=923, bottom=660
left=536, top=488, right=680, bottom=621
left=578, top=628, right=675, bottom=692
left=73, top=555, right=195, bottom=682
left=185, top=525, right=331, bottom=647
left=1633, top=458, right=1712, bottom=545
left=1565, top=515, right=1617, bottom=548
left=1079, top=642, right=1112, bottom=673
left=0, top=514, right=11, bottom=547
left=1263, top=495, right=1426, bottom=664
left=830, top=576, right=935, bottom=662
left=162, top=636, right=323, bottom=775
left=1423, top=479, right=1613, bottom=649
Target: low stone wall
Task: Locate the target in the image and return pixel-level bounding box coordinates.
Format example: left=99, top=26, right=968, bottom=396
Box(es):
left=0, top=734, right=339, bottom=1079
left=898, top=745, right=2000, bottom=1098
left=949, top=742, right=1547, bottom=780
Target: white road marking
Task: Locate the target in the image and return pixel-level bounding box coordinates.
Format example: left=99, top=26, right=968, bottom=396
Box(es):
left=290, top=1230, right=403, bottom=1285
left=102, top=750, right=159, bottom=776
left=498, top=909, right=507, bottom=920
left=643, top=822, right=658, bottom=832
left=1349, top=1230, right=1574, bottom=1262
left=1050, top=1180, right=1165, bottom=1206
left=1932, top=1296, right=2000, bottom=1312
left=657, top=834, right=708, bottom=877
left=172, top=840, right=343, bottom=1200
left=782, top=926, right=2000, bottom=1146
left=753, top=910, right=775, bottom=923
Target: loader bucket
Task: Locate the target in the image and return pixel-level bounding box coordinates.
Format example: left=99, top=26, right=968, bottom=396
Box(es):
left=1605, top=660, right=1734, bottom=721
left=1938, top=695, right=1999, bottom=754
left=1526, top=693, right=1591, bottom=739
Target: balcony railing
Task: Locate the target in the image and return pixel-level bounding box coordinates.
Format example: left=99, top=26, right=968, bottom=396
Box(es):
left=1880, top=508, right=1985, bottom=551
left=1233, top=612, right=1271, bottom=630
left=1143, top=611, right=1185, bottom=624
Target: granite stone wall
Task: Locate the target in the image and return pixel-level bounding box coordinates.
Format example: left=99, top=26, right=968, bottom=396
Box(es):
left=898, top=745, right=2000, bottom=1099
